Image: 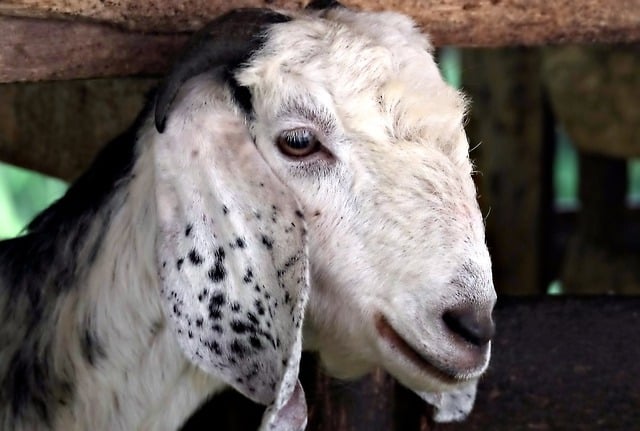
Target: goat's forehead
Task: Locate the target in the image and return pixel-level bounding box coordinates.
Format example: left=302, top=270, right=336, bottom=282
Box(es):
left=241, top=9, right=440, bottom=94
left=237, top=9, right=469, bottom=159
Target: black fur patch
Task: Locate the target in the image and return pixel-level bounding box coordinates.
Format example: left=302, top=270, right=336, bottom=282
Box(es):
left=81, top=327, right=106, bottom=366
left=0, top=97, right=150, bottom=426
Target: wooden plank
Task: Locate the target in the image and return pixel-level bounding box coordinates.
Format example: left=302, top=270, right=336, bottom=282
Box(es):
left=461, top=48, right=551, bottom=295
left=1, top=0, right=640, bottom=83
left=0, top=17, right=186, bottom=83
left=181, top=296, right=640, bottom=430
left=561, top=153, right=640, bottom=294
left=2, top=0, right=639, bottom=44
left=0, top=79, right=156, bottom=181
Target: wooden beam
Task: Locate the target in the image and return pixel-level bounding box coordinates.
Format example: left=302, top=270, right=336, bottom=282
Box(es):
left=0, top=17, right=186, bottom=83
left=181, top=296, right=640, bottom=431
left=1, top=0, right=640, bottom=83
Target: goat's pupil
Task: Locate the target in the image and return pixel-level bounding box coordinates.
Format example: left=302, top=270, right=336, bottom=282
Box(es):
left=288, top=130, right=311, bottom=148
left=276, top=128, right=320, bottom=157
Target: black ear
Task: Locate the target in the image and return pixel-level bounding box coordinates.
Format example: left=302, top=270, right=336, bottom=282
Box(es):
left=154, top=8, right=291, bottom=133
left=305, top=0, right=344, bottom=10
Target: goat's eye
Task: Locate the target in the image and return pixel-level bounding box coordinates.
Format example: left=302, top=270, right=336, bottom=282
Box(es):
left=276, top=128, right=321, bottom=158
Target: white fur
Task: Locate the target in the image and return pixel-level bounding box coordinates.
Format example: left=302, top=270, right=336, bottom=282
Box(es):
left=238, top=7, right=495, bottom=392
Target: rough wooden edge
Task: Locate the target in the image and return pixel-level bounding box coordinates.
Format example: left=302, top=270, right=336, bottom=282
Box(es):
left=0, top=17, right=186, bottom=83
left=1, top=0, right=640, bottom=83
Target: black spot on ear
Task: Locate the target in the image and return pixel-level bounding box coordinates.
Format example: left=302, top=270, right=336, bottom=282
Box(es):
left=205, top=340, right=222, bottom=355
left=197, top=288, right=208, bottom=302
left=188, top=249, right=203, bottom=265
left=173, top=303, right=182, bottom=317
left=215, top=246, right=226, bottom=261
left=230, top=339, right=249, bottom=359
left=208, top=293, right=225, bottom=319
left=254, top=299, right=265, bottom=315
left=249, top=335, right=263, bottom=350
left=231, top=320, right=250, bottom=334
left=261, top=235, right=273, bottom=250
left=210, top=292, right=226, bottom=307
left=243, top=268, right=254, bottom=283
left=208, top=247, right=226, bottom=281
left=247, top=312, right=259, bottom=326
left=208, top=263, right=226, bottom=283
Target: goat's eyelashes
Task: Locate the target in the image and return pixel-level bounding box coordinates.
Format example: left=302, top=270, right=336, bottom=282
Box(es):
left=276, top=128, right=323, bottom=158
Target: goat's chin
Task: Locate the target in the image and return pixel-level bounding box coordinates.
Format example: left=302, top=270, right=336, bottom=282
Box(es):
left=372, top=314, right=490, bottom=393
left=315, top=350, right=376, bottom=380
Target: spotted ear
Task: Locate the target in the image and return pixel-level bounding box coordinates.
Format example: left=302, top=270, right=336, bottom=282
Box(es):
left=152, top=83, right=309, bottom=423
left=418, top=381, right=478, bottom=422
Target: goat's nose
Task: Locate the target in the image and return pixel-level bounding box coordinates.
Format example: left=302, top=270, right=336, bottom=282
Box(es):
left=442, top=306, right=495, bottom=347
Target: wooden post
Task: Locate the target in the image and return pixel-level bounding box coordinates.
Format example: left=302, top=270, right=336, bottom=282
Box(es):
left=561, top=153, right=640, bottom=294
left=542, top=45, right=640, bottom=293
left=461, top=48, right=551, bottom=295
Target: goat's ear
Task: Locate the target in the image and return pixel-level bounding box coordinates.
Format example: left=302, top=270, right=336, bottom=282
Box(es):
left=153, top=92, right=309, bottom=425
left=154, top=8, right=290, bottom=133
left=305, top=0, right=344, bottom=10
left=418, top=381, right=478, bottom=422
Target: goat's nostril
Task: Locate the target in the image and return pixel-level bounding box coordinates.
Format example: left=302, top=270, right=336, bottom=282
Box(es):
left=442, top=307, right=495, bottom=347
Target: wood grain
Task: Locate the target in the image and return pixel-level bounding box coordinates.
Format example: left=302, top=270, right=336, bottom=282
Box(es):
left=1, top=0, right=640, bottom=82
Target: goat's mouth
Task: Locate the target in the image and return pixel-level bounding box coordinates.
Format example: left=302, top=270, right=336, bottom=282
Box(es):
left=374, top=314, right=475, bottom=385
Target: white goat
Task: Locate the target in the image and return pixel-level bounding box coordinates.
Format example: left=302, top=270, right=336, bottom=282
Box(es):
left=0, top=1, right=496, bottom=430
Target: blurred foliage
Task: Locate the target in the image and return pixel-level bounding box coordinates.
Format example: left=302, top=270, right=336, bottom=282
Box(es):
left=554, top=127, right=579, bottom=209
left=439, top=47, right=462, bottom=89
left=629, top=159, right=640, bottom=204
left=0, top=161, right=67, bottom=239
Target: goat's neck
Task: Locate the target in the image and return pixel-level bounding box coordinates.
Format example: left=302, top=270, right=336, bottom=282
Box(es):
left=52, top=142, right=219, bottom=430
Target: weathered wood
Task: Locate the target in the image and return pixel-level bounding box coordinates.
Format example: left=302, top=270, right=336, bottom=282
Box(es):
left=461, top=48, right=551, bottom=295
left=442, top=296, right=640, bottom=430
left=0, top=79, right=156, bottom=180
left=561, top=153, right=640, bottom=294
left=2, top=0, right=640, bottom=83
left=543, top=45, right=640, bottom=159
left=0, top=17, right=185, bottom=83
left=0, top=0, right=303, bottom=32
left=181, top=296, right=640, bottom=430
left=2, top=0, right=640, bottom=44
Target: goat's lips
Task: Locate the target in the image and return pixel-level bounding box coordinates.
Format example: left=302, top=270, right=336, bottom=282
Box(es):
left=374, top=314, right=470, bottom=384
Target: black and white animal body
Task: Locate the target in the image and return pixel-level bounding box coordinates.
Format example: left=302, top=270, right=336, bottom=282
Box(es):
left=0, top=1, right=496, bottom=430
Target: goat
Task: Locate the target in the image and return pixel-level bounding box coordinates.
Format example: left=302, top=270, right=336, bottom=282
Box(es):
left=0, top=1, right=496, bottom=430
